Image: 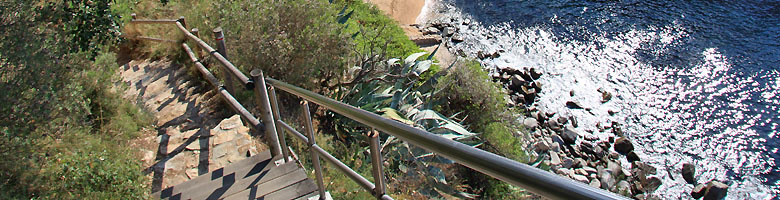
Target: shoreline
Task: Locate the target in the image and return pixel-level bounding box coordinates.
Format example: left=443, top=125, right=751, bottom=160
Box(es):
left=364, top=0, right=457, bottom=67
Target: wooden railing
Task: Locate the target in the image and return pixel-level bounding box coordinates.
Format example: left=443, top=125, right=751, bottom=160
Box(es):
left=129, top=14, right=626, bottom=200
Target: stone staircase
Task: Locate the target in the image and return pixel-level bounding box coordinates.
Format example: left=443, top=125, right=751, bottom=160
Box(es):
left=117, top=59, right=268, bottom=191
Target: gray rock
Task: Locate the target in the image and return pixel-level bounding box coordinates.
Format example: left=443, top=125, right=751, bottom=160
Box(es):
left=511, top=75, right=526, bottom=88
left=566, top=100, right=585, bottom=109
left=570, top=116, right=578, bottom=127
left=548, top=119, right=562, bottom=131
left=572, top=174, right=589, bottom=183
left=614, top=137, right=634, bottom=155
left=550, top=152, right=562, bottom=166
left=529, top=67, right=542, bottom=80
left=443, top=27, right=457, bottom=36
left=562, top=157, right=575, bottom=168
left=451, top=33, right=464, bottom=42
left=602, top=91, right=612, bottom=103
left=551, top=141, right=562, bottom=152
left=691, top=184, right=707, bottom=199
left=627, top=151, right=641, bottom=162
left=607, top=161, right=622, bottom=177
left=633, top=161, right=657, bottom=175
left=423, top=27, right=440, bottom=35
left=561, top=125, right=579, bottom=144
left=524, top=117, right=539, bottom=130
left=522, top=85, right=536, bottom=96
left=557, top=116, right=569, bottom=124
left=551, top=135, right=566, bottom=147
left=616, top=180, right=631, bottom=195
left=703, top=181, right=728, bottom=200
left=556, top=167, right=571, bottom=176
left=642, top=176, right=662, bottom=192
left=574, top=158, right=587, bottom=168
left=599, top=168, right=616, bottom=190
left=534, top=141, right=549, bottom=152
left=682, top=163, right=697, bottom=184
left=590, top=179, right=602, bottom=188
left=570, top=90, right=576, bottom=96
left=575, top=168, right=589, bottom=176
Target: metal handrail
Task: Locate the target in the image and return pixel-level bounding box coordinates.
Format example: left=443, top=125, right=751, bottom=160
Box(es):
left=266, top=78, right=627, bottom=200
left=130, top=13, right=626, bottom=200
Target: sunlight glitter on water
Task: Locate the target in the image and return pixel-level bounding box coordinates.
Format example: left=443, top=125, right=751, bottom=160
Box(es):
left=435, top=12, right=777, bottom=198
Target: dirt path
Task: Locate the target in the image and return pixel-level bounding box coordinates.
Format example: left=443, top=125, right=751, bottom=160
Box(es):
left=117, top=58, right=267, bottom=192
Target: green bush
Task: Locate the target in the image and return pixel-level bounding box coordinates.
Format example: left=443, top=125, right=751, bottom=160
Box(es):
left=208, top=0, right=350, bottom=91
left=434, top=59, right=509, bottom=131
left=1, top=1, right=150, bottom=198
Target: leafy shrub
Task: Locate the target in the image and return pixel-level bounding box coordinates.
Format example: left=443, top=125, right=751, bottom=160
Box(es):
left=1, top=1, right=150, bottom=198
left=434, top=59, right=509, bottom=131
left=210, top=0, right=351, bottom=91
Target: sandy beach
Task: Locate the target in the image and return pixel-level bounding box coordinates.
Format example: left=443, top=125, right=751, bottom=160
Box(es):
left=364, top=0, right=456, bottom=66
left=363, top=0, right=426, bottom=25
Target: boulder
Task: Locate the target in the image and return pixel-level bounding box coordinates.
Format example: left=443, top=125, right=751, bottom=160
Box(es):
left=602, top=91, right=612, bottom=103
left=529, top=67, right=542, bottom=79
left=511, top=75, right=526, bottom=88
left=548, top=119, right=563, bottom=131
left=556, top=167, right=571, bottom=176
left=642, top=176, right=662, bottom=192
left=533, top=141, right=549, bottom=152
left=614, top=137, right=634, bottom=155
left=580, top=141, right=596, bottom=158
left=703, top=181, right=729, bottom=200
left=562, top=156, right=575, bottom=168
left=570, top=116, right=579, bottom=127
left=566, top=100, right=585, bottom=109
left=599, top=168, right=617, bottom=190
left=519, top=71, right=534, bottom=82
left=551, top=135, right=566, bottom=148
left=443, top=27, right=457, bottom=36
left=590, top=179, right=602, bottom=188
left=572, top=174, right=590, bottom=184
left=691, top=184, right=707, bottom=199
left=682, top=163, right=697, bottom=184
left=626, top=151, right=641, bottom=162
left=451, top=33, right=464, bottom=42
left=557, top=116, right=569, bottom=125
left=550, top=152, right=561, bottom=166
left=422, top=27, right=440, bottom=35
left=561, top=125, right=579, bottom=144
left=523, top=117, right=539, bottom=130
left=616, top=180, right=631, bottom=195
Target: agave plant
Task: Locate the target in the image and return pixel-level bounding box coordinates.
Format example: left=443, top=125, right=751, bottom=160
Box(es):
left=334, top=51, right=479, bottom=198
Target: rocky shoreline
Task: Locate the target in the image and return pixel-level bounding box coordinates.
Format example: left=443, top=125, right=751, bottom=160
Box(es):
left=409, top=17, right=731, bottom=200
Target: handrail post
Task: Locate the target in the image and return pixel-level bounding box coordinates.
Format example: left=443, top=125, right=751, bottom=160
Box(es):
left=302, top=101, right=327, bottom=199
left=177, top=16, right=186, bottom=29
left=212, top=27, right=236, bottom=95
left=368, top=129, right=386, bottom=199
left=131, top=13, right=136, bottom=20
left=268, top=86, right=291, bottom=162
left=251, top=70, right=282, bottom=158
left=190, top=28, right=203, bottom=60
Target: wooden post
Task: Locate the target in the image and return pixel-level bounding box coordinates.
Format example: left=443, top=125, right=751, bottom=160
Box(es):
left=131, top=13, right=136, bottom=20
left=212, top=27, right=236, bottom=96
left=177, top=16, right=186, bottom=29
left=190, top=28, right=203, bottom=60
left=250, top=69, right=282, bottom=158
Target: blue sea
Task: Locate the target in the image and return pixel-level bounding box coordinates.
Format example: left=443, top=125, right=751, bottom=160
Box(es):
left=425, top=0, right=780, bottom=198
